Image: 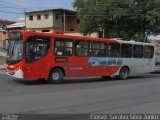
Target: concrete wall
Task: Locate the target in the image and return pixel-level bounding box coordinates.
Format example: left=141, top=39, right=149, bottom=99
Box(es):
left=65, top=16, right=80, bottom=32
left=26, top=11, right=54, bottom=29
left=53, top=12, right=63, bottom=29
left=26, top=10, right=81, bottom=33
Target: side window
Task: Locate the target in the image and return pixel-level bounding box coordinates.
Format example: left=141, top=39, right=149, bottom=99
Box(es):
left=26, top=36, right=50, bottom=63
left=133, top=45, right=143, bottom=58
left=144, top=46, right=154, bottom=59
left=75, top=40, right=91, bottom=56
left=92, top=42, right=106, bottom=57
left=121, top=44, right=132, bottom=58
left=108, top=43, right=120, bottom=57
left=54, top=38, right=73, bottom=56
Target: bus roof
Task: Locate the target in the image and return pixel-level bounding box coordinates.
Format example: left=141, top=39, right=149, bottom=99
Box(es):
left=111, top=38, right=154, bottom=46
left=10, top=30, right=154, bottom=45
left=17, top=30, right=118, bottom=43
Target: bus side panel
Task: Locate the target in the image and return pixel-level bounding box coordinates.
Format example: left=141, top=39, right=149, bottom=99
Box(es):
left=87, top=66, right=108, bottom=76
left=87, top=57, right=108, bottom=77
left=65, top=57, right=89, bottom=77
left=107, top=66, right=121, bottom=76
left=143, top=58, right=155, bottom=73
left=88, top=57, right=122, bottom=77
left=65, top=57, right=109, bottom=77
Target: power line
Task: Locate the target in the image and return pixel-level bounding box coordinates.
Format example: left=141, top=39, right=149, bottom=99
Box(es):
left=0, top=0, right=25, bottom=8
left=0, top=10, right=23, bottom=14
left=0, top=3, right=24, bottom=10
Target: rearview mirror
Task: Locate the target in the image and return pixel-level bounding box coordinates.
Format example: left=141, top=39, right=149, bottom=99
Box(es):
left=3, top=39, right=9, bottom=51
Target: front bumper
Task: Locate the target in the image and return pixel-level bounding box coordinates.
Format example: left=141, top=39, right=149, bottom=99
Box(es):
left=6, top=69, right=24, bottom=79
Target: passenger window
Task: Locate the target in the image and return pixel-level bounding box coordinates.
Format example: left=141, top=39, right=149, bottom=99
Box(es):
left=54, top=38, right=73, bottom=56
left=133, top=45, right=143, bottom=58
left=26, top=36, right=50, bottom=63
left=75, top=40, right=91, bottom=56
left=144, top=46, right=154, bottom=59
left=108, top=43, right=120, bottom=57
left=92, top=42, right=106, bottom=57
left=121, top=44, right=132, bottom=58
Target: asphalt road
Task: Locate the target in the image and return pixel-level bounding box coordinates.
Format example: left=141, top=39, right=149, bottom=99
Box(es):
left=0, top=70, right=160, bottom=114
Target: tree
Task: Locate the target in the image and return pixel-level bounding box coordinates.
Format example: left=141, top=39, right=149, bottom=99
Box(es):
left=73, top=0, right=160, bottom=42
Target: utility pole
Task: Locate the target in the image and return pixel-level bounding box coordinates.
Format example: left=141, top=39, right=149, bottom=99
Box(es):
left=63, top=11, right=66, bottom=32
left=24, top=8, right=26, bottom=30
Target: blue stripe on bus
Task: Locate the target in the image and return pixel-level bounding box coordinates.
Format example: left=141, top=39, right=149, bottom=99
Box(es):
left=88, top=57, right=123, bottom=66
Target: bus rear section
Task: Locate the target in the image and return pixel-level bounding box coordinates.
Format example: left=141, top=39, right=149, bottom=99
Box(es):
left=112, top=41, right=155, bottom=77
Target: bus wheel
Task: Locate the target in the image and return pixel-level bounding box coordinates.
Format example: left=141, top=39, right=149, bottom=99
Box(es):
left=102, top=76, right=111, bottom=80
left=119, top=67, right=129, bottom=80
left=49, top=68, right=64, bottom=84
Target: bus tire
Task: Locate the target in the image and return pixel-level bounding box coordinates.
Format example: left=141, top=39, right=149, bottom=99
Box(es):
left=102, top=76, right=111, bottom=80
left=119, top=67, right=129, bottom=80
left=48, top=68, right=64, bottom=84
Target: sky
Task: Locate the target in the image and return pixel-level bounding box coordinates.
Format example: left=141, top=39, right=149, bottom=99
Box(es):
left=0, top=0, right=74, bottom=21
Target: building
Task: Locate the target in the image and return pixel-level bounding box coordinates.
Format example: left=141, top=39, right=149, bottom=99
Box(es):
left=149, top=35, right=160, bottom=56
left=25, top=8, right=81, bottom=35
left=0, top=19, right=14, bottom=42
left=152, top=40, right=160, bottom=56
left=7, top=17, right=25, bottom=30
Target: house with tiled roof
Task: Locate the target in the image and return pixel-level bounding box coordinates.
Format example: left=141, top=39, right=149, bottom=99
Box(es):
left=0, top=19, right=14, bottom=42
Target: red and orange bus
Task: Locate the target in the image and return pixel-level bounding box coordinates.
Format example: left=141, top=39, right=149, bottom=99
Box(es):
left=3, top=30, right=155, bottom=83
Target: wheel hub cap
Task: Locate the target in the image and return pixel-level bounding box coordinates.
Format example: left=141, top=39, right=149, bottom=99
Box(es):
left=52, top=73, right=60, bottom=80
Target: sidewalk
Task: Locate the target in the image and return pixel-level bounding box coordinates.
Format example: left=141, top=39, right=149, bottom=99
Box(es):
left=0, top=51, right=6, bottom=70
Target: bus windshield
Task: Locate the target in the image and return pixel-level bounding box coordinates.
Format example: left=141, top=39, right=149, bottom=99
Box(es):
left=6, top=39, right=23, bottom=64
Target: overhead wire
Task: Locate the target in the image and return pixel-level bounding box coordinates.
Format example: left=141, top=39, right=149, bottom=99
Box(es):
left=0, top=0, right=25, bottom=8
left=0, top=3, right=24, bottom=10
left=0, top=10, right=23, bottom=14
left=0, top=1, right=25, bottom=15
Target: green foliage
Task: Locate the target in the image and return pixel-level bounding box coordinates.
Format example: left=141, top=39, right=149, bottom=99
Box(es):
left=73, top=0, right=160, bottom=42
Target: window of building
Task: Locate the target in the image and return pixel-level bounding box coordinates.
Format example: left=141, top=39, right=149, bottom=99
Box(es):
left=55, top=38, right=73, bottom=56
left=70, top=29, right=74, bottom=31
left=75, top=40, right=91, bottom=56
left=44, top=14, right=49, bottom=19
left=144, top=46, right=154, bottom=58
left=29, top=15, right=33, bottom=21
left=92, top=42, right=106, bottom=57
left=121, top=44, right=132, bottom=58
left=37, top=15, right=41, bottom=20
left=133, top=45, right=143, bottom=58
left=77, top=19, right=80, bottom=24
left=26, top=36, right=50, bottom=63
left=55, top=14, right=59, bottom=20
left=108, top=43, right=120, bottom=57
left=42, top=30, right=50, bottom=32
